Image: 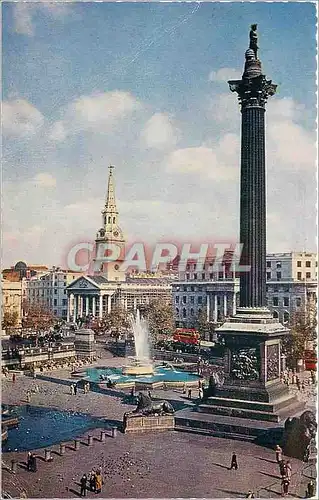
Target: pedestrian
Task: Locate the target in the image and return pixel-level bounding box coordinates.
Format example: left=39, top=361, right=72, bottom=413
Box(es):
left=310, top=370, right=316, bottom=385
left=301, top=381, right=305, bottom=391
left=281, top=476, right=289, bottom=496
left=279, top=460, right=286, bottom=479
left=80, top=474, right=87, bottom=497
left=31, top=453, right=37, bottom=472
left=286, top=460, right=292, bottom=481
left=74, top=383, right=78, bottom=395
left=12, top=373, right=16, bottom=383
left=198, top=387, right=203, bottom=399
left=188, top=388, right=192, bottom=399
left=89, top=469, right=96, bottom=492
left=275, top=444, right=283, bottom=463
left=70, top=384, right=74, bottom=395
left=230, top=452, right=238, bottom=470
left=246, top=490, right=254, bottom=498
left=182, top=382, right=187, bottom=395
left=148, top=391, right=152, bottom=400
left=306, top=480, right=315, bottom=498
left=86, top=382, right=90, bottom=393
left=26, top=390, right=31, bottom=403
left=296, top=377, right=301, bottom=391
left=130, top=386, right=135, bottom=399
left=95, top=469, right=103, bottom=494
left=27, top=452, right=32, bottom=471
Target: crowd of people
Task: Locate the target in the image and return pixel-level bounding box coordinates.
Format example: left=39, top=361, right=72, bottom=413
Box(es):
left=80, top=469, right=103, bottom=496
left=26, top=452, right=37, bottom=472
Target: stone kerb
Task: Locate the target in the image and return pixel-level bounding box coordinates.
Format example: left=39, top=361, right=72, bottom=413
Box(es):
left=123, top=415, right=175, bottom=434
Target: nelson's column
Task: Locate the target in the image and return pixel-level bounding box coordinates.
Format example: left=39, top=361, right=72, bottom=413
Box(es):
left=197, top=26, right=303, bottom=433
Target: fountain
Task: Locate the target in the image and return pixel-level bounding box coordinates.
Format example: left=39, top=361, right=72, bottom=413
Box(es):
left=122, top=310, right=154, bottom=376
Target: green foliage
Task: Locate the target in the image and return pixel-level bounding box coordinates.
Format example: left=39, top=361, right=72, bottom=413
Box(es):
left=283, top=300, right=317, bottom=367
left=2, top=310, right=19, bottom=329
left=99, top=306, right=130, bottom=338
left=140, top=299, right=174, bottom=341
left=22, top=301, right=55, bottom=331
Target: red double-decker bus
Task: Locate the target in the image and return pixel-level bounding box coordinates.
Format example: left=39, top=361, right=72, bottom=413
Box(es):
left=173, top=328, right=200, bottom=345
left=304, top=349, right=317, bottom=371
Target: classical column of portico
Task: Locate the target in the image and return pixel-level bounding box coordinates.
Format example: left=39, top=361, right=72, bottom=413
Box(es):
left=99, top=295, right=103, bottom=319
left=232, top=292, right=237, bottom=315
left=223, top=294, right=228, bottom=318
left=67, top=293, right=73, bottom=322
left=85, top=296, right=89, bottom=316
left=92, top=296, right=96, bottom=317
left=74, top=295, right=78, bottom=320
left=206, top=294, right=210, bottom=322
left=213, top=295, right=218, bottom=322
left=107, top=295, right=112, bottom=314
left=79, top=296, right=84, bottom=317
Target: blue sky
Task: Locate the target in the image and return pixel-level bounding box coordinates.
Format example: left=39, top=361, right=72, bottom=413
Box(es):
left=2, top=1, right=317, bottom=267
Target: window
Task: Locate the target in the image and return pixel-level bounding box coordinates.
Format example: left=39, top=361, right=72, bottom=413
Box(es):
left=198, top=296, right=203, bottom=305
left=306, top=261, right=311, bottom=267
left=210, top=273, right=214, bottom=279
left=267, top=272, right=271, bottom=280
left=283, top=297, right=289, bottom=307
left=190, top=308, right=194, bottom=316
left=54, top=310, right=57, bottom=315
left=218, top=272, right=224, bottom=279
left=273, top=311, right=279, bottom=319
left=306, top=272, right=311, bottom=279
left=54, top=299, right=57, bottom=306
left=176, top=308, right=179, bottom=315
left=276, top=272, right=281, bottom=280
left=182, top=308, right=187, bottom=318
left=63, top=309, right=67, bottom=317
left=283, top=312, right=290, bottom=323
left=193, top=273, right=197, bottom=280
left=273, top=297, right=279, bottom=306
left=54, top=289, right=58, bottom=294
left=190, top=286, right=194, bottom=292
left=190, top=296, right=195, bottom=304
left=296, top=297, right=301, bottom=307
left=266, top=261, right=271, bottom=268
left=62, top=299, right=67, bottom=306
left=297, top=261, right=302, bottom=267
left=186, top=273, right=190, bottom=280
left=297, top=272, right=302, bottom=280
left=182, top=296, right=187, bottom=304
left=175, top=296, right=179, bottom=304
left=202, top=273, right=205, bottom=280
left=276, top=261, right=282, bottom=269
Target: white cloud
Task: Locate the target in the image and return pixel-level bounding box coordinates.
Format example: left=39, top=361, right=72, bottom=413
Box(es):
left=209, top=67, right=242, bottom=82
left=12, top=2, right=70, bottom=36
left=140, top=113, right=178, bottom=150
left=32, top=173, right=57, bottom=188
left=165, top=134, right=239, bottom=182
left=50, top=91, right=141, bottom=141
left=2, top=99, right=44, bottom=138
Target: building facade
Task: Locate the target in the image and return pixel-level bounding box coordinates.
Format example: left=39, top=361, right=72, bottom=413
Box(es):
left=26, top=268, right=83, bottom=319
left=173, top=252, right=317, bottom=329
left=2, top=280, right=23, bottom=328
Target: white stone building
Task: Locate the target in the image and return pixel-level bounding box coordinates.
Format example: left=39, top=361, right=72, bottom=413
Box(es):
left=173, top=252, right=317, bottom=329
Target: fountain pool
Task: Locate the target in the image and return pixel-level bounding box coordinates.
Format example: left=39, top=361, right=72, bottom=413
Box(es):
left=2, top=405, right=111, bottom=452
left=84, top=365, right=200, bottom=389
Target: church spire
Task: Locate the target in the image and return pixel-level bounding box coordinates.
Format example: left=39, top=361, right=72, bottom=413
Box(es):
left=105, top=165, right=118, bottom=213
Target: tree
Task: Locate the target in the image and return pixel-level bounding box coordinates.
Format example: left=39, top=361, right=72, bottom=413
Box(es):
left=140, top=299, right=174, bottom=342
left=99, top=306, right=130, bottom=340
left=2, top=311, right=19, bottom=330
left=22, top=301, right=55, bottom=332
left=197, top=309, right=210, bottom=341
left=283, top=300, right=317, bottom=368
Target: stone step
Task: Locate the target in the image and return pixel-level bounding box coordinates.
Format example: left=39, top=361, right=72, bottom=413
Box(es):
left=175, top=425, right=256, bottom=442
left=201, top=395, right=297, bottom=414
left=175, top=409, right=278, bottom=439
left=197, top=404, right=280, bottom=422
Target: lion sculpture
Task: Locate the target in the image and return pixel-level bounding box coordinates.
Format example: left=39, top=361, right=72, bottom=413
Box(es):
left=282, top=410, right=317, bottom=460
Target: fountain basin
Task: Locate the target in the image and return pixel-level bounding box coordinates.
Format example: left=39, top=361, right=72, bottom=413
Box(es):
left=122, top=364, right=154, bottom=376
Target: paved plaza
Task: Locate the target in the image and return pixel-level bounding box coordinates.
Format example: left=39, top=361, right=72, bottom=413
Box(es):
left=2, top=350, right=317, bottom=498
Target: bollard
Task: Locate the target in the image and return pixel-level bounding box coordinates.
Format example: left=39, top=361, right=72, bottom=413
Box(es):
left=100, top=430, right=106, bottom=442
left=111, top=427, right=117, bottom=438
left=59, top=443, right=66, bottom=455
left=11, top=459, right=17, bottom=474
left=44, top=449, right=52, bottom=462
left=74, top=439, right=80, bottom=451
left=87, top=435, right=93, bottom=446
